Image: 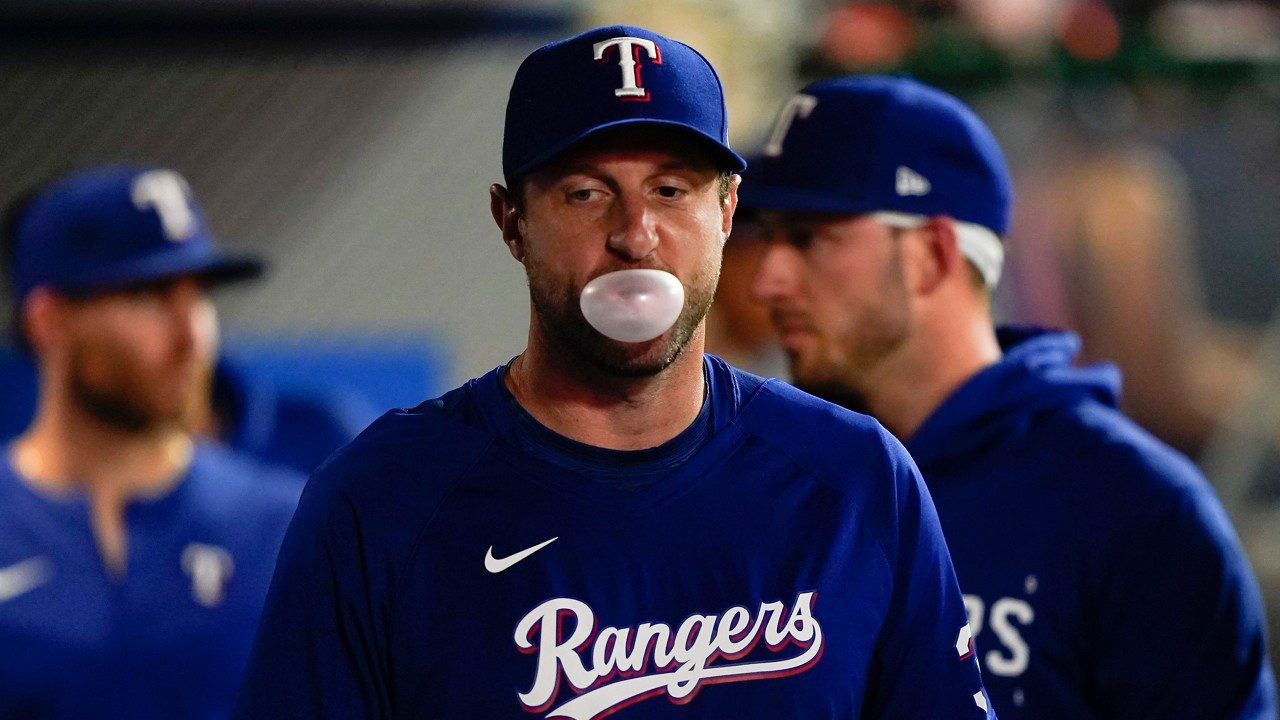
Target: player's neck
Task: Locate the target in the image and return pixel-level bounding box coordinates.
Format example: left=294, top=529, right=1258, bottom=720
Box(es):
left=863, top=311, right=1001, bottom=442
left=507, top=330, right=708, bottom=452
left=12, top=390, right=193, bottom=501
left=11, top=389, right=193, bottom=579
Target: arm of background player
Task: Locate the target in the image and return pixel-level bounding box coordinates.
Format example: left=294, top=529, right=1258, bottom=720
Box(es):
left=1088, top=457, right=1277, bottom=719
left=861, top=432, right=997, bottom=719
left=232, top=464, right=392, bottom=720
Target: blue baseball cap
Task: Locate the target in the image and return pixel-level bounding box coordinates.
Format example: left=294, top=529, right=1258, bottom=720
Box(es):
left=502, top=25, right=747, bottom=185
left=9, top=165, right=263, bottom=305
left=739, top=75, right=1012, bottom=236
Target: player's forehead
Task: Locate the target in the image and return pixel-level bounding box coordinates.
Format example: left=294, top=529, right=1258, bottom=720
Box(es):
left=529, top=127, right=720, bottom=184
left=66, top=275, right=203, bottom=307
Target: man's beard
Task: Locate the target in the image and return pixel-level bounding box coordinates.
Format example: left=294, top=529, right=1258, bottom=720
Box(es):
left=784, top=256, right=911, bottom=419
left=793, top=377, right=872, bottom=417
left=68, top=347, right=182, bottom=433
left=527, top=261, right=719, bottom=378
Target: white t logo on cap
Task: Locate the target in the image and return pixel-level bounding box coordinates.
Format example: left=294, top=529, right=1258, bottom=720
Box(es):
left=593, top=37, right=661, bottom=99
left=764, top=94, right=818, bottom=157
left=896, top=166, right=931, bottom=196
left=131, top=170, right=197, bottom=242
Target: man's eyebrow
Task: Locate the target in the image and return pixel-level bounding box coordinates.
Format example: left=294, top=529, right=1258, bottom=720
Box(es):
left=543, top=166, right=599, bottom=181
left=653, top=158, right=715, bottom=174
left=551, top=156, right=713, bottom=176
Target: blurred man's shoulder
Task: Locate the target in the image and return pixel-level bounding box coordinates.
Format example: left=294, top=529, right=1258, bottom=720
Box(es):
left=729, top=368, right=913, bottom=497
left=304, top=381, right=494, bottom=507
left=1041, top=397, right=1209, bottom=503
left=738, top=372, right=893, bottom=448
left=187, top=443, right=303, bottom=536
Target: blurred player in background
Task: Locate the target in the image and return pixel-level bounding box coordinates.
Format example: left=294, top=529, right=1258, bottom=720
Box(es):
left=0, top=165, right=300, bottom=719
left=743, top=75, right=1276, bottom=719
left=235, top=26, right=993, bottom=719
left=0, top=295, right=367, bottom=479
left=702, top=206, right=788, bottom=378
left=196, top=356, right=371, bottom=477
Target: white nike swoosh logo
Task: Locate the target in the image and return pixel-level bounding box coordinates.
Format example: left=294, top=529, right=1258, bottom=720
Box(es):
left=485, top=537, right=558, bottom=574
left=0, top=557, right=51, bottom=603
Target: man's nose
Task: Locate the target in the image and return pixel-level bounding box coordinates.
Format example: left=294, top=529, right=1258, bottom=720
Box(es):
left=606, top=195, right=660, bottom=261
left=750, top=239, right=802, bottom=306
left=166, top=278, right=206, bottom=353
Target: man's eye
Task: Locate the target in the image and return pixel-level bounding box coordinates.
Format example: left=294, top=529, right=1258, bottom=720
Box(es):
left=567, top=188, right=603, bottom=202
left=786, top=229, right=814, bottom=249
left=656, top=186, right=684, bottom=199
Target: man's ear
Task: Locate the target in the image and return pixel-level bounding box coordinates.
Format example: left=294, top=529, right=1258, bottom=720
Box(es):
left=905, top=216, right=962, bottom=296
left=21, top=287, right=67, bottom=359
left=489, top=183, right=525, bottom=262
left=721, top=173, right=741, bottom=243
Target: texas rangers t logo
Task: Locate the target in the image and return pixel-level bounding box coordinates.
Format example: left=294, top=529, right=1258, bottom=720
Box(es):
left=593, top=37, right=662, bottom=100
left=514, top=591, right=823, bottom=719
left=131, top=169, right=198, bottom=242
left=763, top=94, right=818, bottom=158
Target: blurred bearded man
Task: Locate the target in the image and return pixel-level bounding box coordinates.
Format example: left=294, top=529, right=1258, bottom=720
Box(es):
left=0, top=165, right=300, bottom=720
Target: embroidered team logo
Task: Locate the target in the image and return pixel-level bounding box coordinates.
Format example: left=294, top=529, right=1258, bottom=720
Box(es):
left=181, top=543, right=234, bottom=608
left=895, top=166, right=931, bottom=197
left=763, top=93, right=818, bottom=158
left=514, top=591, right=823, bottom=719
left=131, top=169, right=198, bottom=242
left=593, top=36, right=662, bottom=101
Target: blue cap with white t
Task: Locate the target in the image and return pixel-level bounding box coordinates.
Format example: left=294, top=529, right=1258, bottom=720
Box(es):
left=502, top=25, right=747, bottom=185
left=739, top=75, right=1012, bottom=285
left=9, top=164, right=263, bottom=305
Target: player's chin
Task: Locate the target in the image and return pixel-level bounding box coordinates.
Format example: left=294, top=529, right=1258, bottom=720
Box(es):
left=586, top=332, right=689, bottom=378
left=147, top=393, right=192, bottom=428
left=787, top=353, right=836, bottom=393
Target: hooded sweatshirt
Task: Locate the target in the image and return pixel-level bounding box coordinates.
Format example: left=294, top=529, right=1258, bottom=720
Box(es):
left=907, top=327, right=1276, bottom=720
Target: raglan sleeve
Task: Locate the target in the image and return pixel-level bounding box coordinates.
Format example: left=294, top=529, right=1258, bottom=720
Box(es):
left=232, top=457, right=393, bottom=720
left=1088, top=455, right=1277, bottom=719
left=862, top=430, right=997, bottom=719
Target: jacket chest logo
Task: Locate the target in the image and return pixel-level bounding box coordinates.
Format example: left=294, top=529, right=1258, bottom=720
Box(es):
left=514, top=591, right=823, bottom=718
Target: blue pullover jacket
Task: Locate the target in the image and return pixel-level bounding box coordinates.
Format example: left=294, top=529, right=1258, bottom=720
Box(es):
left=908, top=327, right=1276, bottom=719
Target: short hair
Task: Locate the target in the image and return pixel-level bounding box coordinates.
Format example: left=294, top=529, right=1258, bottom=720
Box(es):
left=716, top=171, right=732, bottom=205
left=887, top=224, right=997, bottom=303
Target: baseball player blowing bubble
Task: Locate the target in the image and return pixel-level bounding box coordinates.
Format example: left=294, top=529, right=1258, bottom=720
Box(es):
left=234, top=26, right=996, bottom=720
left=742, top=75, right=1276, bottom=719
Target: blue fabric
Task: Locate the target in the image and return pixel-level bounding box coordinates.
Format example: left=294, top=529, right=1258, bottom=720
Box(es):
left=213, top=357, right=371, bottom=477
left=0, top=443, right=300, bottom=719
left=907, top=327, right=1277, bottom=719
left=234, top=356, right=995, bottom=719
left=739, top=75, right=1012, bottom=235
left=502, top=25, right=746, bottom=184
left=10, top=165, right=261, bottom=303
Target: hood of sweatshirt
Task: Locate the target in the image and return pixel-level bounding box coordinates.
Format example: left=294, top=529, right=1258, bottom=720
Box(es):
left=905, top=326, right=1120, bottom=475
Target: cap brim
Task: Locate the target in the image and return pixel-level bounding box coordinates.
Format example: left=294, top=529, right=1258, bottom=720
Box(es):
left=737, top=182, right=881, bottom=216
left=60, top=250, right=265, bottom=296
left=508, top=118, right=747, bottom=183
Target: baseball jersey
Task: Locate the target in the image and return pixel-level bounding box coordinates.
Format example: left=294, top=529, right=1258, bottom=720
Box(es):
left=906, top=327, right=1276, bottom=719
left=0, top=443, right=301, bottom=720
left=234, top=355, right=994, bottom=719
